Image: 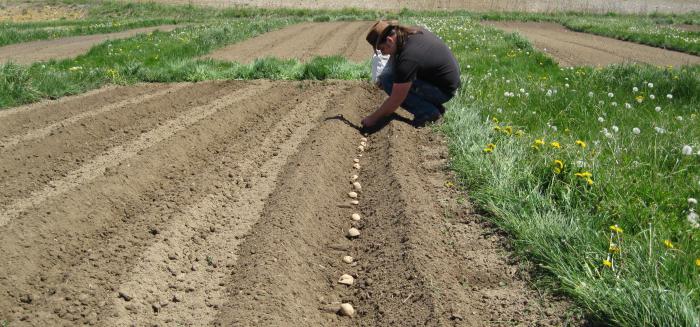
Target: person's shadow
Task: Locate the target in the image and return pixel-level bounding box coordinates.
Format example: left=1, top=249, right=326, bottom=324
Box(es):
left=323, top=113, right=412, bottom=135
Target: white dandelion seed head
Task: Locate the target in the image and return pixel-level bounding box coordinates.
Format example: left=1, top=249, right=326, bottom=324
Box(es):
left=598, top=100, right=605, bottom=105
left=649, top=94, right=655, bottom=100
left=588, top=91, right=594, bottom=97
left=598, top=117, right=605, bottom=123
left=604, top=132, right=613, bottom=138
left=682, top=145, right=694, bottom=156
left=648, top=83, right=654, bottom=88
left=497, top=108, right=503, bottom=113
left=633, top=87, right=639, bottom=92
left=689, top=198, right=698, bottom=206
left=655, top=106, right=662, bottom=112
left=632, top=127, right=641, bottom=135
left=688, top=210, right=699, bottom=228
left=612, top=125, right=619, bottom=133
left=611, top=102, right=618, bottom=107
left=608, top=92, right=614, bottom=98
left=677, top=116, right=684, bottom=121
left=520, top=88, right=525, bottom=93
left=625, top=103, right=632, bottom=109
left=551, top=126, right=558, bottom=132
left=654, top=127, right=666, bottom=134
left=667, top=94, right=673, bottom=99
left=565, top=83, right=570, bottom=88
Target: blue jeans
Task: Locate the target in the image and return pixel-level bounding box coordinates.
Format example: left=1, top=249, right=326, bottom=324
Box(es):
left=378, top=68, right=453, bottom=119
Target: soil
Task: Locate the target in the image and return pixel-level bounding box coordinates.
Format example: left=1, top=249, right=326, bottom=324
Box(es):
left=484, top=21, right=700, bottom=67
left=0, top=80, right=583, bottom=326
left=0, top=25, right=180, bottom=65
left=0, top=3, right=86, bottom=22
left=126, top=0, right=700, bottom=14
left=205, top=21, right=372, bottom=63
left=676, top=24, right=700, bottom=32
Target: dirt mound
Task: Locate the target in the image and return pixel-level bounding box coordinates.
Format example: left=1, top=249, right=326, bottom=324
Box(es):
left=485, top=21, right=700, bottom=67
left=0, top=81, right=580, bottom=326
left=205, top=21, right=372, bottom=63
left=0, top=25, right=179, bottom=65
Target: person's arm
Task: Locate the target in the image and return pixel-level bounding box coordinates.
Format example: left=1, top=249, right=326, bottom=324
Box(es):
left=362, top=81, right=411, bottom=127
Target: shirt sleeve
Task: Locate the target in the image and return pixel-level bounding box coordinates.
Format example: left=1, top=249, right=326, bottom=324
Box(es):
left=393, top=58, right=419, bottom=84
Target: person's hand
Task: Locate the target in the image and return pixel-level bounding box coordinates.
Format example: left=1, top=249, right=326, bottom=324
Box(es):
left=361, top=115, right=379, bottom=128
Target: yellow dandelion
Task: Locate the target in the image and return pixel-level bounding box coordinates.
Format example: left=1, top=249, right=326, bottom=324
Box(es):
left=550, top=141, right=561, bottom=149
left=534, top=138, right=545, bottom=146
left=504, top=126, right=513, bottom=135
left=492, top=117, right=499, bottom=123
left=586, top=178, right=594, bottom=186
left=663, top=239, right=674, bottom=249
left=602, top=259, right=612, bottom=268
left=575, top=140, right=587, bottom=148
left=696, top=258, right=700, bottom=267
left=494, top=126, right=502, bottom=132
left=515, top=130, right=525, bottom=137
left=610, top=225, right=623, bottom=233
left=609, top=244, right=620, bottom=254
left=575, top=172, right=592, bottom=178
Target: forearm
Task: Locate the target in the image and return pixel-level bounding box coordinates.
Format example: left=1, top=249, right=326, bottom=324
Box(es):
left=371, top=95, right=402, bottom=119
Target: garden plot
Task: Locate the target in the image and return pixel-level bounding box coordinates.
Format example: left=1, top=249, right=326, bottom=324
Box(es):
left=205, top=21, right=371, bottom=63
left=0, top=81, right=576, bottom=326
left=0, top=25, right=179, bottom=64
left=485, top=21, right=700, bottom=67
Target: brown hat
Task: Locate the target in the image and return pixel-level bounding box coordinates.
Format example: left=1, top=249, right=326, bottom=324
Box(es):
left=366, top=20, right=398, bottom=50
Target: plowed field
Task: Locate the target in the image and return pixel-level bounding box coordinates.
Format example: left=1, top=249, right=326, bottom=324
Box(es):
left=0, top=25, right=179, bottom=65
left=205, top=21, right=371, bottom=63
left=485, top=21, right=700, bottom=67
left=0, top=80, right=576, bottom=326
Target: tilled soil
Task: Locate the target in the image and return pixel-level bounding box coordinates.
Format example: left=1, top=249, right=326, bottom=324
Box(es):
left=128, top=0, right=700, bottom=14
left=205, top=21, right=372, bottom=63
left=0, top=80, right=579, bottom=326
left=0, top=25, right=179, bottom=65
left=485, top=21, right=700, bottom=67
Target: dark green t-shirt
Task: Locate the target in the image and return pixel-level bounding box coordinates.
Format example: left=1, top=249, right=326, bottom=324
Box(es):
left=393, top=29, right=461, bottom=95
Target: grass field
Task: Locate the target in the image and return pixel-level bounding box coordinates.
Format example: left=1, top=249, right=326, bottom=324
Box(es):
left=1, top=1, right=700, bottom=325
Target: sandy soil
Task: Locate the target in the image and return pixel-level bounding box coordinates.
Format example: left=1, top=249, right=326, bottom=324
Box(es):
left=0, top=3, right=86, bottom=22
left=126, top=0, right=700, bottom=14
left=0, top=25, right=179, bottom=65
left=0, top=80, right=582, bottom=325
left=485, top=21, right=700, bottom=67
left=205, top=21, right=372, bottom=63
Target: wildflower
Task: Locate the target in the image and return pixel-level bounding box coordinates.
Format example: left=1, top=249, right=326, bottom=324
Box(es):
left=689, top=198, right=698, bottom=206
left=611, top=102, right=618, bottom=107
left=655, top=127, right=666, bottom=134
left=612, top=125, right=619, bottom=133
left=635, top=95, right=644, bottom=103
left=667, top=94, right=673, bottom=99
left=696, top=258, right=700, bottom=267
left=609, top=244, right=620, bottom=254
left=588, top=91, right=594, bottom=97
left=515, top=130, right=525, bottom=137
left=598, top=117, right=605, bottom=123
left=503, top=126, right=513, bottom=135
left=625, top=103, right=632, bottom=109
left=492, top=117, right=499, bottom=123
left=483, top=143, right=496, bottom=153
left=553, top=160, right=564, bottom=174
left=648, top=82, right=654, bottom=88
left=676, top=116, right=683, bottom=121
left=532, top=138, right=545, bottom=149
left=575, top=171, right=592, bottom=178
left=610, top=225, right=623, bottom=233
left=633, top=86, right=639, bottom=92
left=575, top=140, right=587, bottom=148
left=655, top=106, right=662, bottom=112
left=649, top=94, right=656, bottom=100
left=688, top=209, right=699, bottom=228
left=663, top=239, right=674, bottom=249
left=607, top=92, right=614, bottom=98
left=682, top=145, right=693, bottom=156
left=602, top=259, right=613, bottom=268
left=632, top=127, right=641, bottom=135
left=550, top=141, right=561, bottom=149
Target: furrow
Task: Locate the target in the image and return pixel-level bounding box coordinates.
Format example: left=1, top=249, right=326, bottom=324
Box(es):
left=0, top=84, right=189, bottom=150
left=0, top=84, right=261, bottom=227
left=105, top=82, right=336, bottom=326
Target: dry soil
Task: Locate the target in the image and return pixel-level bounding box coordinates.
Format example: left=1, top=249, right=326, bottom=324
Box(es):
left=205, top=21, right=372, bottom=63
left=0, top=25, right=179, bottom=65
left=485, top=21, right=700, bottom=67
left=126, top=0, right=700, bottom=14
left=0, top=80, right=580, bottom=326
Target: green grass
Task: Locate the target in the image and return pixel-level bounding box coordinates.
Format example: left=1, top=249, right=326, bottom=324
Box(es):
left=0, top=18, right=369, bottom=108
left=409, top=16, right=700, bottom=326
